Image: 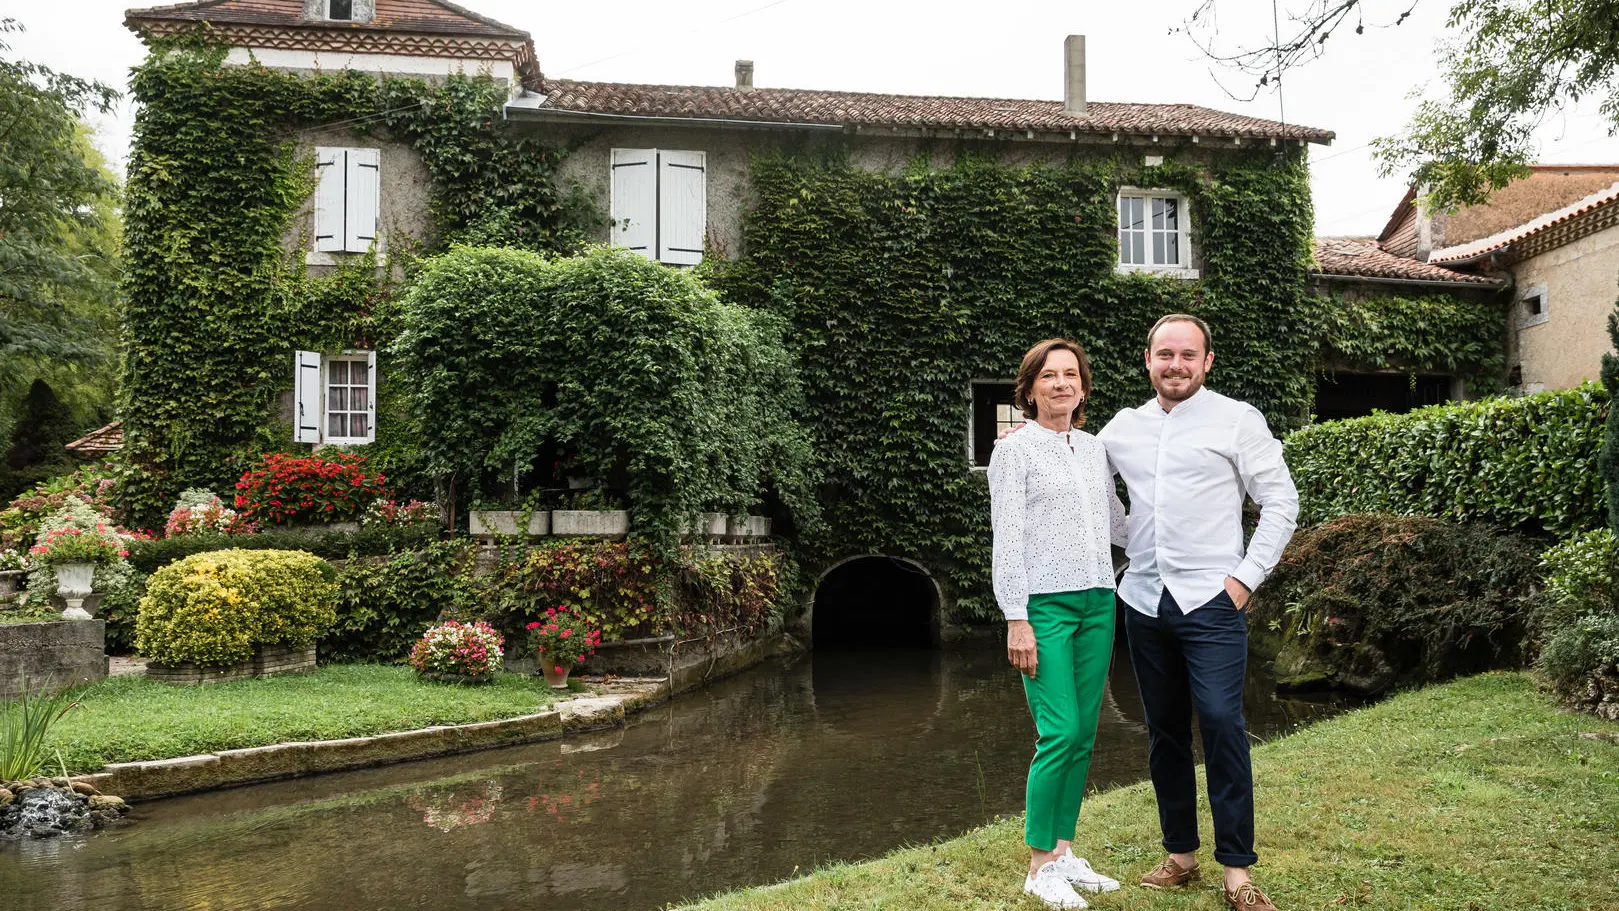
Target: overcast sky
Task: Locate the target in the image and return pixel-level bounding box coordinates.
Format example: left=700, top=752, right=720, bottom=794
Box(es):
left=9, top=0, right=1618, bottom=237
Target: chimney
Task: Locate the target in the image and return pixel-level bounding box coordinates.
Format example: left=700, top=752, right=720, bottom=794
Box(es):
left=1064, top=35, right=1086, bottom=116
left=735, top=60, right=755, bottom=92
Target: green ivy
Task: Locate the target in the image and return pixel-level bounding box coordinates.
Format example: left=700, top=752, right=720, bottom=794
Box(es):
left=709, top=149, right=1322, bottom=620
left=118, top=36, right=594, bottom=527
left=1318, top=290, right=1505, bottom=385
left=1285, top=383, right=1609, bottom=537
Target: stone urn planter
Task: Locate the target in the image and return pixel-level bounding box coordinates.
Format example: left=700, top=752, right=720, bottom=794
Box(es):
left=698, top=513, right=728, bottom=540
left=53, top=562, right=97, bottom=620
left=727, top=515, right=772, bottom=539
left=0, top=569, right=24, bottom=603
left=552, top=510, right=630, bottom=537
left=468, top=509, right=551, bottom=538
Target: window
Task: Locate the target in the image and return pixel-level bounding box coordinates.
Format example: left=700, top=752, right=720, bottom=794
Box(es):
left=1116, top=188, right=1196, bottom=277
left=294, top=351, right=376, bottom=445
left=610, top=148, right=706, bottom=265
left=1517, top=282, right=1549, bottom=329
left=328, top=0, right=353, bottom=20
left=969, top=382, right=1021, bottom=468
left=313, top=147, right=380, bottom=254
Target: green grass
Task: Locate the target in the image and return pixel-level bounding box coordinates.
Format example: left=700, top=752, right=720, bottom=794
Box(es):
left=679, top=673, right=1619, bottom=911
left=39, top=664, right=560, bottom=773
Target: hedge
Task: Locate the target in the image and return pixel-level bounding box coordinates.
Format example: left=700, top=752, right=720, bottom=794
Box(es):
left=135, top=549, right=338, bottom=667
left=1286, top=382, right=1608, bottom=537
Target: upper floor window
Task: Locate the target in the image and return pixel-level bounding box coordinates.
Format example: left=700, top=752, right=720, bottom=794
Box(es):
left=610, top=149, right=706, bottom=266
left=1116, top=188, right=1197, bottom=278
left=328, top=0, right=353, bottom=20
left=314, top=147, right=379, bottom=254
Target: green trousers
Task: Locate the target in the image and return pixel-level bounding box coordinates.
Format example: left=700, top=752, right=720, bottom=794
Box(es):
left=1021, top=588, right=1116, bottom=851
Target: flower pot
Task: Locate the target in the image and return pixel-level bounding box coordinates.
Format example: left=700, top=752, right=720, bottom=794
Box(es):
left=551, top=510, right=629, bottom=537
left=540, top=661, right=573, bottom=690
left=54, top=562, right=96, bottom=596
left=699, top=513, right=728, bottom=539
left=727, top=515, right=772, bottom=539
left=468, top=509, right=551, bottom=538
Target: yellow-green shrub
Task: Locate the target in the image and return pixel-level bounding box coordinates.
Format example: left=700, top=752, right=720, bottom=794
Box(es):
left=135, top=549, right=338, bottom=667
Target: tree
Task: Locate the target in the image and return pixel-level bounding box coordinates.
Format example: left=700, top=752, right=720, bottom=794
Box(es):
left=1185, top=0, right=1619, bottom=209
left=0, top=19, right=121, bottom=445
left=0, top=379, right=79, bottom=501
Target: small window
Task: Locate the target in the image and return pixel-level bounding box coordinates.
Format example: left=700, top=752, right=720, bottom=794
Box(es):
left=1517, top=283, right=1549, bottom=329
left=328, top=0, right=354, bottom=20
left=294, top=350, right=376, bottom=445
left=1116, top=188, right=1197, bottom=277
left=970, top=382, right=1020, bottom=468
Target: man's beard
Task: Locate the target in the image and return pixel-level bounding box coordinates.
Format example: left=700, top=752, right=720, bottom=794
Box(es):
left=1154, top=372, right=1204, bottom=402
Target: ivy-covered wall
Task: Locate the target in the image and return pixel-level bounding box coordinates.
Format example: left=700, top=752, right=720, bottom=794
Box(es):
left=119, top=39, right=593, bottom=525
left=710, top=150, right=1322, bottom=620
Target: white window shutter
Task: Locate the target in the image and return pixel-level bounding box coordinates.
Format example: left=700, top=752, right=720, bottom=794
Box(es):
left=658, top=150, right=706, bottom=265
left=345, top=148, right=380, bottom=253
left=294, top=351, right=323, bottom=444
left=313, top=148, right=345, bottom=253
left=362, top=350, right=377, bottom=444
left=610, top=148, right=656, bottom=259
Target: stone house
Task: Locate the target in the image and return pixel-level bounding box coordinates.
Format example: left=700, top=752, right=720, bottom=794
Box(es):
left=1379, top=165, right=1619, bottom=393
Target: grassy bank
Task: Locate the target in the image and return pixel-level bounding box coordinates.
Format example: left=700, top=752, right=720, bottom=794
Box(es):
left=681, top=673, right=1619, bottom=911
left=41, top=665, right=560, bottom=773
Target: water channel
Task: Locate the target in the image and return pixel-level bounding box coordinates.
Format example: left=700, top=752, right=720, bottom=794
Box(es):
left=1, top=642, right=1355, bottom=911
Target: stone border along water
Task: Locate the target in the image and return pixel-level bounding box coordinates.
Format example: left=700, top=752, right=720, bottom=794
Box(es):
left=71, top=630, right=799, bottom=801
left=71, top=679, right=669, bottom=801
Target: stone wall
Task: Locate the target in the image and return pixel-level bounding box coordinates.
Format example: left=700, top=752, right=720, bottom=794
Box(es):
left=1508, top=220, right=1619, bottom=392
left=0, top=621, right=106, bottom=699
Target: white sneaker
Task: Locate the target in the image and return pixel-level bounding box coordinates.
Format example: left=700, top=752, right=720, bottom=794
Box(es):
left=1024, top=861, right=1089, bottom=909
left=1053, top=849, right=1121, bottom=893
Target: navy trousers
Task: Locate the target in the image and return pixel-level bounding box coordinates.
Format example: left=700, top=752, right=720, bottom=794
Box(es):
left=1124, top=588, right=1258, bottom=867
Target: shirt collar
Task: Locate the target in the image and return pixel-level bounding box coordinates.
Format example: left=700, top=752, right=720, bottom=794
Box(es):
left=1151, top=385, right=1209, bottom=416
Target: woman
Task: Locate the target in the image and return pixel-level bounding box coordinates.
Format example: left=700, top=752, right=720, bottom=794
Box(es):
left=988, top=338, right=1128, bottom=910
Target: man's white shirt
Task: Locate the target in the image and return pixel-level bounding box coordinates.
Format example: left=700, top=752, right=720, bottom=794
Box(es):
left=1098, top=387, right=1299, bottom=617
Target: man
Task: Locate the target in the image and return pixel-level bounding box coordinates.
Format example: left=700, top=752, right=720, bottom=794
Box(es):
left=1097, top=313, right=1298, bottom=911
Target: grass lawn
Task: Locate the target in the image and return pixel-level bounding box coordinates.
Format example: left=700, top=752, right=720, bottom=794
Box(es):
left=680, top=673, right=1619, bottom=911
left=43, top=664, right=561, bottom=773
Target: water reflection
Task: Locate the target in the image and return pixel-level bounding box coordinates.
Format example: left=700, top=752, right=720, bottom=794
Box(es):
left=0, top=643, right=1354, bottom=911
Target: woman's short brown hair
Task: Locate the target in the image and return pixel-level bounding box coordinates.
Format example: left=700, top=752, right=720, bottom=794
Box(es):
left=1013, top=338, right=1093, bottom=429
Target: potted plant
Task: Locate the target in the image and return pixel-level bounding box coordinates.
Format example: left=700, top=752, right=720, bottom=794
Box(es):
left=0, top=548, right=24, bottom=602
left=727, top=514, right=773, bottom=539
left=30, top=524, right=128, bottom=619
left=526, top=605, right=602, bottom=689
left=551, top=489, right=629, bottom=537
left=408, top=620, right=505, bottom=684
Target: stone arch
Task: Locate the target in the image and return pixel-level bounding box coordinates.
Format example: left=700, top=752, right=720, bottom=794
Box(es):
left=808, top=555, right=943, bottom=648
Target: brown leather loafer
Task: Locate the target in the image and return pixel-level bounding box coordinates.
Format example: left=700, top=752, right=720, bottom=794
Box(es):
left=1225, top=881, right=1278, bottom=911
left=1139, top=856, right=1200, bottom=888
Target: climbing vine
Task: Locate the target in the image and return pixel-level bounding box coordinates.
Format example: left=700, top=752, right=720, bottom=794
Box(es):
left=1318, top=290, right=1506, bottom=387
left=710, top=149, right=1322, bottom=620
left=119, top=34, right=595, bottom=526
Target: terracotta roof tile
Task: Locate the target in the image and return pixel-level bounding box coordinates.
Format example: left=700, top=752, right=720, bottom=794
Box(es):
left=1312, top=237, right=1501, bottom=285
left=1429, top=180, right=1619, bottom=264
left=64, top=422, right=123, bottom=456
left=125, top=0, right=529, bottom=38
left=530, top=79, right=1335, bottom=142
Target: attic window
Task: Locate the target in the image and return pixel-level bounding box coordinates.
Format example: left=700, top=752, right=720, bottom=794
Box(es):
left=328, top=0, right=353, bottom=20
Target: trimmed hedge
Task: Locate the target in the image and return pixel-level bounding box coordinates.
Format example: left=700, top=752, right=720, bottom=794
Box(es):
left=1536, top=529, right=1619, bottom=716
left=135, top=549, right=338, bottom=667
left=125, top=523, right=439, bottom=574
left=1287, top=382, right=1608, bottom=536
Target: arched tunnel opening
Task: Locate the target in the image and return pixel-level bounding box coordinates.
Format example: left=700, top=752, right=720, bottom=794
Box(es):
left=811, top=556, right=941, bottom=648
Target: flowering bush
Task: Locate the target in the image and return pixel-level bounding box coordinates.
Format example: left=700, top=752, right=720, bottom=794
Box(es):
left=409, top=620, right=505, bottom=680
left=30, top=526, right=129, bottom=565
left=18, top=497, right=145, bottom=608
left=527, top=605, right=602, bottom=675
left=0, top=548, right=24, bottom=572
left=364, top=498, right=439, bottom=528
left=165, top=494, right=256, bottom=538
left=0, top=463, right=122, bottom=550
left=234, top=452, right=391, bottom=525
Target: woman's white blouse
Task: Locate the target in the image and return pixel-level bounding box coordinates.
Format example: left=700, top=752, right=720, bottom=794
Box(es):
left=988, top=422, right=1129, bottom=621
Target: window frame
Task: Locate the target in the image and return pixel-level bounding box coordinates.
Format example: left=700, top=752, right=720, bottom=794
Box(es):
left=1114, top=186, right=1198, bottom=278
left=968, top=380, right=1021, bottom=469
left=294, top=349, right=376, bottom=446
left=609, top=147, right=707, bottom=266
left=1517, top=281, right=1549, bottom=329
